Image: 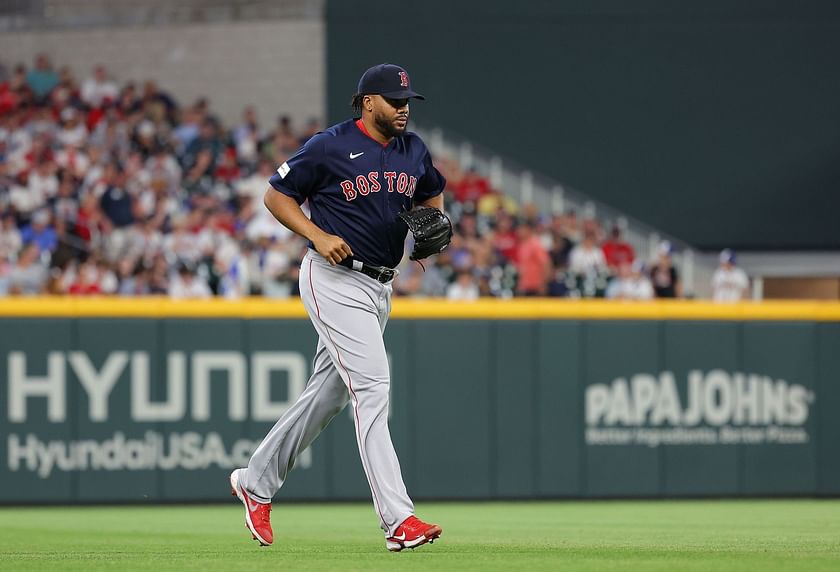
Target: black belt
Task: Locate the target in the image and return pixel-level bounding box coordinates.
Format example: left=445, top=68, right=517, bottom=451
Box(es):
left=342, top=258, right=397, bottom=284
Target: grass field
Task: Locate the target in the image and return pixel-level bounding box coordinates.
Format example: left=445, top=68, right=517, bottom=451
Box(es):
left=1, top=500, right=838, bottom=571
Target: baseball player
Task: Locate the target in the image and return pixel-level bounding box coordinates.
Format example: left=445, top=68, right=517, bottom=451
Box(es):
left=229, top=63, right=449, bottom=552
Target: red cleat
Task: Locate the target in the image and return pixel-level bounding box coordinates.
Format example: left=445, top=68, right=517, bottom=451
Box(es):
left=229, top=468, right=273, bottom=546
left=386, top=515, right=442, bottom=552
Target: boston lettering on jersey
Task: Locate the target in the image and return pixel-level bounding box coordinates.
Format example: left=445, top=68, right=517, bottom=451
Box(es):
left=268, top=118, right=445, bottom=268
left=339, top=171, right=417, bottom=201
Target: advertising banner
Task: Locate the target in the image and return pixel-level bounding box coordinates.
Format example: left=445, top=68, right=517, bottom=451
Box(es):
left=1, top=312, right=837, bottom=502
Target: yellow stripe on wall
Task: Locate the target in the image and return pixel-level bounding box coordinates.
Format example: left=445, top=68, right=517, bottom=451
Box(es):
left=0, top=297, right=839, bottom=321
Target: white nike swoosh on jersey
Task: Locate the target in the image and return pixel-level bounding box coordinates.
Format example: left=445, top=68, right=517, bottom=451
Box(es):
left=349, top=152, right=364, bottom=159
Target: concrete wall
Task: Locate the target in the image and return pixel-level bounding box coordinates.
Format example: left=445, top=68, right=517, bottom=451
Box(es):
left=0, top=19, right=324, bottom=127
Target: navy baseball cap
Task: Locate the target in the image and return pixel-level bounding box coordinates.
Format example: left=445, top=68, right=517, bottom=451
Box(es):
left=357, top=63, right=425, bottom=100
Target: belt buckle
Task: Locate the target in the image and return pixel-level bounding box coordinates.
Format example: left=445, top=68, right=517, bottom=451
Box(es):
left=377, top=267, right=395, bottom=283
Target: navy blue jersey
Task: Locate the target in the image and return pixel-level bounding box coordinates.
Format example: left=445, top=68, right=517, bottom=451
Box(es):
left=268, top=119, right=445, bottom=268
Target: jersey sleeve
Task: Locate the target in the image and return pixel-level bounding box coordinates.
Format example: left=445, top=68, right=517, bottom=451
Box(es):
left=413, top=149, right=446, bottom=203
left=268, top=134, right=326, bottom=204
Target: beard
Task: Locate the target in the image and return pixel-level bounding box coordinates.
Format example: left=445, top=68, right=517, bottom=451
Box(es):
left=374, top=111, right=407, bottom=138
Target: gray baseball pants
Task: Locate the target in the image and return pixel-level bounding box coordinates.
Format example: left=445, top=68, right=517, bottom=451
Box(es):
left=241, top=249, right=414, bottom=535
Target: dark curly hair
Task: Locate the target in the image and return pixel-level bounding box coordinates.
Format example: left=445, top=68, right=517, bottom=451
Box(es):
left=350, top=93, right=365, bottom=115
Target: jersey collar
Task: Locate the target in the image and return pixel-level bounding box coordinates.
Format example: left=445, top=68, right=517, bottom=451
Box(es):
left=355, top=118, right=391, bottom=148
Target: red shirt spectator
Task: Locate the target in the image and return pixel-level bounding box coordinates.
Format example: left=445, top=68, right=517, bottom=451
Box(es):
left=515, top=224, right=550, bottom=295
left=68, top=261, right=103, bottom=296
left=492, top=215, right=519, bottom=263
left=215, top=147, right=241, bottom=183
left=452, top=169, right=491, bottom=203
left=602, top=226, right=635, bottom=270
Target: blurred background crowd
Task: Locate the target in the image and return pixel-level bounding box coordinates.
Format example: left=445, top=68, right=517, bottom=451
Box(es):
left=0, top=55, right=748, bottom=301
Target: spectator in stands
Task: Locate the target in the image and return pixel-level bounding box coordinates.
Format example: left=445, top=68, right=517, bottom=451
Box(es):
left=81, top=65, right=119, bottom=109
left=233, top=105, right=261, bottom=167
left=452, top=167, right=491, bottom=204
left=26, top=157, right=59, bottom=211
left=52, top=177, right=80, bottom=225
left=8, top=243, right=47, bottom=295
left=115, top=258, right=150, bottom=296
left=68, top=257, right=103, bottom=296
left=568, top=228, right=608, bottom=277
left=50, top=66, right=82, bottom=111
left=20, top=209, right=57, bottom=253
left=299, top=117, right=321, bottom=145
left=712, top=249, right=749, bottom=302
left=169, top=261, right=211, bottom=299
left=477, top=188, right=518, bottom=218
left=237, top=159, right=274, bottom=207
left=515, top=222, right=550, bottom=296
left=3, top=55, right=680, bottom=301
left=140, top=80, right=177, bottom=123
left=395, top=256, right=449, bottom=298
left=491, top=213, right=518, bottom=263
left=57, top=107, right=88, bottom=148
left=215, top=147, right=241, bottom=184
left=261, top=115, right=298, bottom=164
left=649, top=240, right=681, bottom=298
left=606, top=261, right=654, bottom=300
left=172, top=102, right=204, bottom=153
left=563, top=210, right=582, bottom=243
left=0, top=212, right=21, bottom=255
left=0, top=81, right=18, bottom=115
left=0, top=250, right=11, bottom=295
left=26, top=54, right=59, bottom=102
left=446, top=270, right=480, bottom=301
left=55, top=141, right=90, bottom=180
left=98, top=162, right=134, bottom=260
left=602, top=225, right=635, bottom=271
left=547, top=213, right=574, bottom=269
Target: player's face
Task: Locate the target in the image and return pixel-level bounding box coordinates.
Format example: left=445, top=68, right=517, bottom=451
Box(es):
left=370, top=95, right=410, bottom=138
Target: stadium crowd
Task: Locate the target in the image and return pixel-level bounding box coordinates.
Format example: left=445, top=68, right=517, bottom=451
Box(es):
left=0, top=55, right=747, bottom=301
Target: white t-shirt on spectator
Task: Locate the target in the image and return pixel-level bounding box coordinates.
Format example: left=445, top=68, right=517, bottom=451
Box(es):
left=712, top=267, right=749, bottom=302
left=58, top=125, right=88, bottom=148
left=169, top=275, right=212, bottom=299
left=10, top=182, right=44, bottom=215
left=606, top=277, right=655, bottom=300
left=28, top=171, right=59, bottom=201
left=446, top=280, right=479, bottom=301
left=568, top=244, right=607, bottom=276
left=55, top=148, right=91, bottom=178
left=236, top=173, right=267, bottom=203
left=81, top=78, right=119, bottom=108
left=0, top=227, right=22, bottom=258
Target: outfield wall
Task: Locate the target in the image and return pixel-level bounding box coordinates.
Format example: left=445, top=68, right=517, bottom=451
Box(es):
left=1, top=299, right=838, bottom=503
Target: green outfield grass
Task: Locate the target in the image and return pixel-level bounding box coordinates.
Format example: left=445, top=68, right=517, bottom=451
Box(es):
left=0, top=500, right=838, bottom=571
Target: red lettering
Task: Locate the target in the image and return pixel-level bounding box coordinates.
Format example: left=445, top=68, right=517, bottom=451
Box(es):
left=340, top=180, right=357, bottom=201
left=383, top=171, right=397, bottom=192
left=368, top=171, right=381, bottom=192
left=397, top=172, right=409, bottom=194
left=407, top=176, right=417, bottom=198
left=356, top=175, right=370, bottom=196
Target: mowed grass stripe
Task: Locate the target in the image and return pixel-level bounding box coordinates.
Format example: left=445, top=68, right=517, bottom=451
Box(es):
left=0, top=501, right=838, bottom=571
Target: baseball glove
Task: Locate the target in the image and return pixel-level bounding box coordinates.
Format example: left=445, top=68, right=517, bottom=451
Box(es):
left=399, top=206, right=453, bottom=261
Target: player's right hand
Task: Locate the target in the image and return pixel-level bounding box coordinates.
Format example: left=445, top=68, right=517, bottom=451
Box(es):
left=313, top=233, right=353, bottom=266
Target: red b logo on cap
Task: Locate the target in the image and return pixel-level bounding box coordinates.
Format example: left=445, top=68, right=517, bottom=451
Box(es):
left=398, top=71, right=408, bottom=87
